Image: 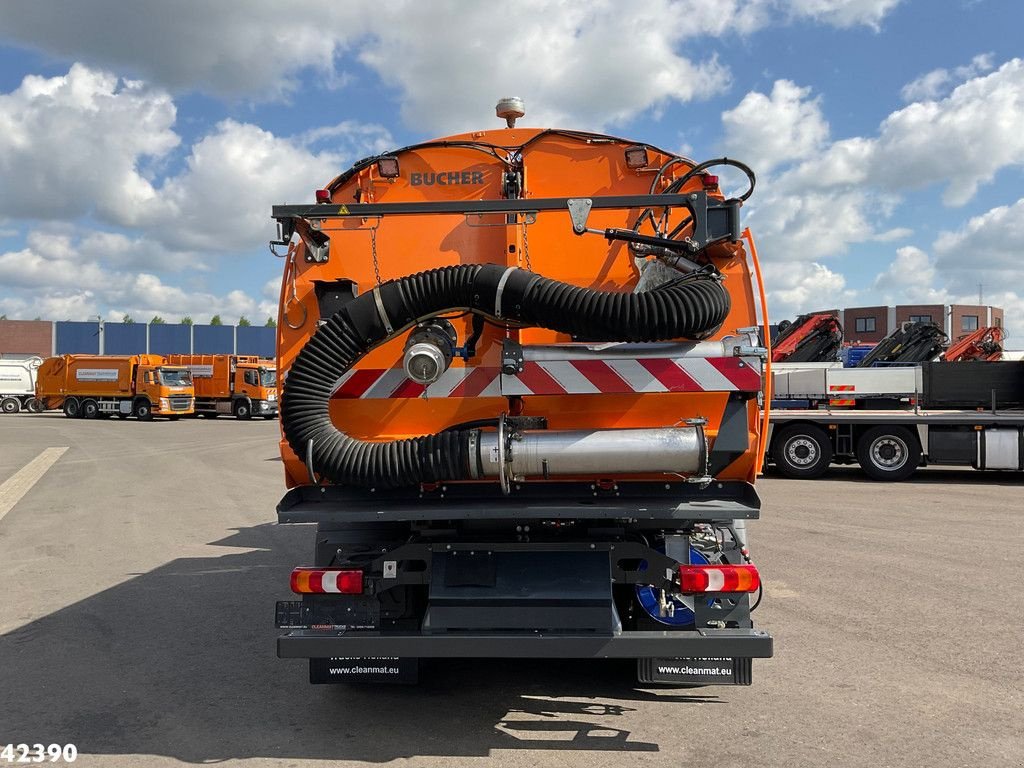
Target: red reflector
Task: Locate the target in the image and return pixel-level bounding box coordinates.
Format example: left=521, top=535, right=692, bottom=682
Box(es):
left=290, top=568, right=363, bottom=594
left=702, top=174, right=719, bottom=189
left=678, top=564, right=760, bottom=594
left=315, top=188, right=331, bottom=203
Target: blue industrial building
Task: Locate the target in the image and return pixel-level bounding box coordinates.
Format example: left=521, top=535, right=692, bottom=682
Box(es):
left=38, top=321, right=275, bottom=358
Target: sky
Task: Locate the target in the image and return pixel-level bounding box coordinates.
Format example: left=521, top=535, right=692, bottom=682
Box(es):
left=0, top=0, right=1022, bottom=341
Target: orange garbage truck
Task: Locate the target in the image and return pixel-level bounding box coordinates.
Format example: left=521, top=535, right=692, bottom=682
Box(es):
left=35, top=354, right=194, bottom=420
left=271, top=99, right=773, bottom=686
left=165, top=354, right=277, bottom=419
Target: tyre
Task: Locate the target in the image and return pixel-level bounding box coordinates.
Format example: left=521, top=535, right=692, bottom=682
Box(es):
left=1, top=397, right=20, bottom=414
left=27, top=398, right=44, bottom=413
left=856, top=425, right=921, bottom=482
left=133, top=399, right=153, bottom=421
left=233, top=399, right=252, bottom=420
left=81, top=399, right=99, bottom=419
left=771, top=424, right=832, bottom=479
left=63, top=397, right=81, bottom=418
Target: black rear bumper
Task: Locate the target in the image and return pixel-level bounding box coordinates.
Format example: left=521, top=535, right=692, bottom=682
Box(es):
left=277, top=628, right=773, bottom=659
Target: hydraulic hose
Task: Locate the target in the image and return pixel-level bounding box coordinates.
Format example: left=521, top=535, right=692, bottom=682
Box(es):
left=282, top=264, right=730, bottom=488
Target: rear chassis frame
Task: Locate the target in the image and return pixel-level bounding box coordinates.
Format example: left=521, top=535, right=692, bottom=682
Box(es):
left=276, top=481, right=773, bottom=680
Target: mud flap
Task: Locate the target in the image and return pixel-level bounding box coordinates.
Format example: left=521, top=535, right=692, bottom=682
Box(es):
left=309, top=656, right=419, bottom=684
left=637, top=656, right=752, bottom=686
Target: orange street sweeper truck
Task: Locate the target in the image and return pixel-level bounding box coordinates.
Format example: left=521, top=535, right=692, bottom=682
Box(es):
left=272, top=99, right=773, bottom=685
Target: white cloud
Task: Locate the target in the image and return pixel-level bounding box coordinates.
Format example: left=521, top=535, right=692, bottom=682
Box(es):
left=900, top=53, right=995, bottom=102
left=731, top=58, right=1024, bottom=273
left=762, top=260, right=855, bottom=320
left=0, top=1, right=903, bottom=133
left=722, top=80, right=829, bottom=174
left=133, top=119, right=390, bottom=252
left=933, top=197, right=1024, bottom=276
left=356, top=1, right=735, bottom=132
left=869, top=242, right=1024, bottom=339
left=871, top=245, right=950, bottom=304
left=0, top=231, right=275, bottom=323
left=0, top=63, right=177, bottom=222
left=784, top=0, right=903, bottom=29
left=0, top=65, right=393, bottom=261
left=790, top=58, right=1024, bottom=206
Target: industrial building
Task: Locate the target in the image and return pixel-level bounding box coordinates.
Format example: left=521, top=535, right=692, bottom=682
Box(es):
left=0, top=318, right=275, bottom=359
left=812, top=304, right=1004, bottom=344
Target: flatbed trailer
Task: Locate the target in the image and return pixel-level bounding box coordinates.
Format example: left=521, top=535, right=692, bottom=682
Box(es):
left=768, top=361, right=1024, bottom=480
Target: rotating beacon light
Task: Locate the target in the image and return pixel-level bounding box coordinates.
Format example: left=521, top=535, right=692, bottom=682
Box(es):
left=496, top=97, right=525, bottom=128
left=402, top=320, right=457, bottom=386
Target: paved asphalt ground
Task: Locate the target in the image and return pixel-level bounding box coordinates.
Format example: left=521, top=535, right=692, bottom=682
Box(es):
left=1, top=415, right=1021, bottom=768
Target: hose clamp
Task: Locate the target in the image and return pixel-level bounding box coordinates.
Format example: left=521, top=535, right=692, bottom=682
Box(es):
left=467, top=430, right=480, bottom=480
left=497, top=412, right=511, bottom=495
left=372, top=286, right=394, bottom=335
left=493, top=266, right=517, bottom=320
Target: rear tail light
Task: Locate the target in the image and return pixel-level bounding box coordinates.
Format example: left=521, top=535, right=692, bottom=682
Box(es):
left=315, top=188, right=331, bottom=203
left=678, top=564, right=760, bottom=594
left=290, top=567, right=363, bottom=594
left=702, top=174, right=719, bottom=189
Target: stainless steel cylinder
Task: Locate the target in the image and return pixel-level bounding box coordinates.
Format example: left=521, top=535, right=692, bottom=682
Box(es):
left=403, top=342, right=447, bottom=385
left=520, top=334, right=761, bottom=362
left=476, top=427, right=705, bottom=479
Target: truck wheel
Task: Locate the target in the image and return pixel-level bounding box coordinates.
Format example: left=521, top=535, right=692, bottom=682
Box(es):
left=63, top=398, right=81, bottom=418
left=27, top=398, right=44, bottom=413
left=772, top=424, right=832, bottom=479
left=1, top=397, right=20, bottom=414
left=134, top=399, right=153, bottom=421
left=856, top=426, right=921, bottom=482
left=233, top=400, right=252, bottom=420
left=81, top=399, right=99, bottom=419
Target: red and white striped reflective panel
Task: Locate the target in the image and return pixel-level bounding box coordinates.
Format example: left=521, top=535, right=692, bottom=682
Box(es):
left=331, top=357, right=761, bottom=399
left=503, top=357, right=760, bottom=396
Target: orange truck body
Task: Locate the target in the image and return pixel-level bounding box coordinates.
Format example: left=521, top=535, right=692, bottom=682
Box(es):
left=35, top=354, right=194, bottom=419
left=164, top=354, right=277, bottom=418
left=270, top=113, right=773, bottom=684
left=276, top=128, right=766, bottom=487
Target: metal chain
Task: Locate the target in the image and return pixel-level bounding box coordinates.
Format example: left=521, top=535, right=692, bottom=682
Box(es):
left=370, top=227, right=382, bottom=286
left=520, top=217, right=532, bottom=272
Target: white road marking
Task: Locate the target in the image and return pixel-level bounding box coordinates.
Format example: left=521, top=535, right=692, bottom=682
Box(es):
left=0, top=447, right=68, bottom=524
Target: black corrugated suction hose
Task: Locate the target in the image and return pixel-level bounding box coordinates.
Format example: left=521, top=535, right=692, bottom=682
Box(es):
left=282, top=264, right=730, bottom=487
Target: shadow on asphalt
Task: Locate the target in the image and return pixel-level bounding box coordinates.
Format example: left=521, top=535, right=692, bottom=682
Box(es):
left=1, top=523, right=721, bottom=762
left=765, top=465, right=1024, bottom=486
